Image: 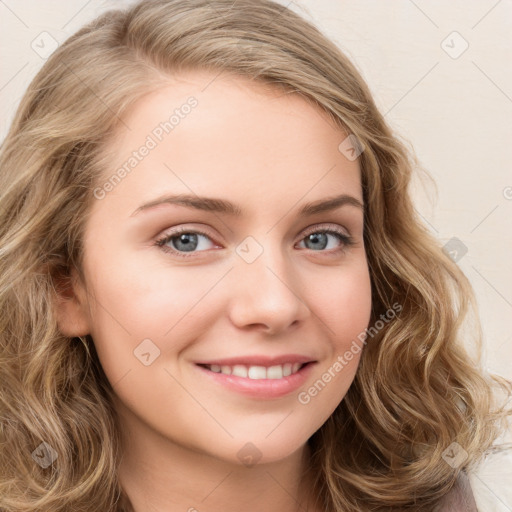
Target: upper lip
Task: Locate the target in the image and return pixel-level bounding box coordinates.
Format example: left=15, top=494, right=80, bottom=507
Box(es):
left=195, top=354, right=317, bottom=367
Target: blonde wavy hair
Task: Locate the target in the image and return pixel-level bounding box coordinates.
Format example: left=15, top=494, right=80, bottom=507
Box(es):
left=0, top=1, right=510, bottom=510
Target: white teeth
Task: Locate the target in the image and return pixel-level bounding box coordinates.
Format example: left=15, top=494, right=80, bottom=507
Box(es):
left=232, top=365, right=248, bottom=378
left=267, top=365, right=284, bottom=379
left=248, top=366, right=267, bottom=379
left=220, top=365, right=231, bottom=375
left=204, top=362, right=305, bottom=379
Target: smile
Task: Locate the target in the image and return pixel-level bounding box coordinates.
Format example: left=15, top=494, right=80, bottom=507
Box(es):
left=195, top=361, right=316, bottom=399
left=199, top=362, right=306, bottom=379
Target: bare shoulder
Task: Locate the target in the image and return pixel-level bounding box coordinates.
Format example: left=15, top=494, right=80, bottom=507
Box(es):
left=434, top=472, right=478, bottom=511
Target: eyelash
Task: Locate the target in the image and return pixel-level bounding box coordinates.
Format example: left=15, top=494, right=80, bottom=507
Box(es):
left=154, top=225, right=355, bottom=259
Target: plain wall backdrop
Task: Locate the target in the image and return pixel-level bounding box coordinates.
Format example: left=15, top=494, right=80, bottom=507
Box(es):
left=0, top=1, right=511, bottom=509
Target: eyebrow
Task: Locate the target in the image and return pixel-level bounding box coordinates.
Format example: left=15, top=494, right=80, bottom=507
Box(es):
left=130, top=193, right=364, bottom=217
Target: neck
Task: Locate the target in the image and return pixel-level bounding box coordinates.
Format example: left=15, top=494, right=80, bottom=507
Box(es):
left=114, top=398, right=318, bottom=512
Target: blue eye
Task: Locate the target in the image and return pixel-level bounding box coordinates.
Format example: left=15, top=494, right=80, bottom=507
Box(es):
left=298, top=227, right=353, bottom=252
left=155, top=225, right=354, bottom=259
left=155, top=228, right=216, bottom=257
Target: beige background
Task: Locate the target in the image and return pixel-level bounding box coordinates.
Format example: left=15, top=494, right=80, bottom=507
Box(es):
left=0, top=1, right=511, bottom=509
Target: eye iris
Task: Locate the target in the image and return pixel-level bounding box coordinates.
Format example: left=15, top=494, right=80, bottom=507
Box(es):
left=306, top=232, right=328, bottom=250
left=172, top=233, right=198, bottom=252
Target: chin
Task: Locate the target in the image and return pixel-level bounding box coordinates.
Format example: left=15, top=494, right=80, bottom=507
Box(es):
left=195, top=425, right=314, bottom=468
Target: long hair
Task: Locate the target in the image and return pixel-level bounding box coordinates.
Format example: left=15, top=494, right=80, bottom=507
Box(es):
left=0, top=1, right=510, bottom=510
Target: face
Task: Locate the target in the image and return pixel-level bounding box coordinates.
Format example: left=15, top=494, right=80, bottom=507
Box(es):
left=59, top=70, right=372, bottom=466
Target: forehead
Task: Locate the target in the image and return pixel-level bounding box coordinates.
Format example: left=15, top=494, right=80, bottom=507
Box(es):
left=93, top=69, right=362, bottom=218
left=110, top=69, right=346, bottom=148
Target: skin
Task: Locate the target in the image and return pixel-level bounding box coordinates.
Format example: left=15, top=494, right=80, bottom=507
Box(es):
left=55, top=70, right=372, bottom=512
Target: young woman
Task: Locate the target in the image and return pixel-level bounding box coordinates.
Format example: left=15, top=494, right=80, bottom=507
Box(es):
left=0, top=1, right=510, bottom=511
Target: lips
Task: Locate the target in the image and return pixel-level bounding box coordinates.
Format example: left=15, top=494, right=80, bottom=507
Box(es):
left=193, top=354, right=317, bottom=399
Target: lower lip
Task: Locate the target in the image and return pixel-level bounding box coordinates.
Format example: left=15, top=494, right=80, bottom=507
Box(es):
left=195, top=362, right=316, bottom=399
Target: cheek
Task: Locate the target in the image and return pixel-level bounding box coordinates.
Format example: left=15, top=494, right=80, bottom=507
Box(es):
left=82, top=253, right=227, bottom=377
left=315, top=259, right=373, bottom=347
left=298, top=260, right=371, bottom=410
left=85, top=251, right=214, bottom=334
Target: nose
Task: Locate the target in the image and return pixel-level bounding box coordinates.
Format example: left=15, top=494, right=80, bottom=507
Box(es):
left=226, top=243, right=311, bottom=335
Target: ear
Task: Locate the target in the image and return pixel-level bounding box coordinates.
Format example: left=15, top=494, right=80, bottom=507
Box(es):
left=52, top=266, right=91, bottom=338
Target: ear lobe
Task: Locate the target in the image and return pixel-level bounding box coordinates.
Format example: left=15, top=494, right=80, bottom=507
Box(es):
left=52, top=267, right=91, bottom=338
